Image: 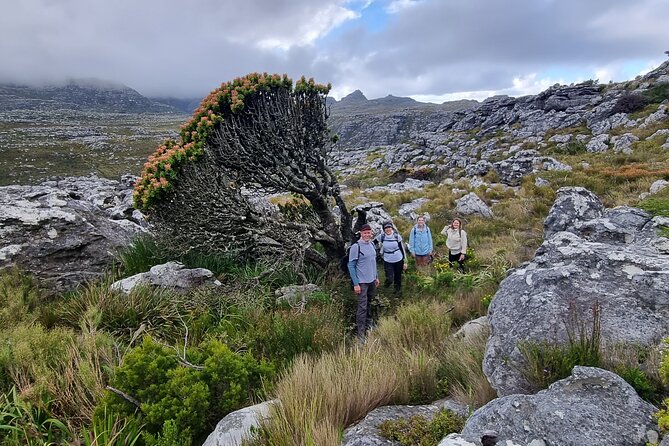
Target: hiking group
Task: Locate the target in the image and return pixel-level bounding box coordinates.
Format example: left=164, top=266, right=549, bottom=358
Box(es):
left=346, top=216, right=468, bottom=340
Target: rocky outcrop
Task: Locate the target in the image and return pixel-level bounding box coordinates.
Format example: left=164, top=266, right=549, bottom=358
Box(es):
left=342, top=399, right=468, bottom=446
left=440, top=367, right=659, bottom=446
left=483, top=187, right=669, bottom=396
left=0, top=175, right=145, bottom=291
left=455, top=193, right=493, bottom=219
left=110, top=261, right=220, bottom=294
left=275, top=284, right=321, bottom=309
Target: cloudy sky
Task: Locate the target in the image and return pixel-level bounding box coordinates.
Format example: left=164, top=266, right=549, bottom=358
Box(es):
left=1, top=0, right=668, bottom=102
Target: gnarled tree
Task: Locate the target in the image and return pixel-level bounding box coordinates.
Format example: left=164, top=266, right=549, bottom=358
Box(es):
left=134, top=74, right=351, bottom=266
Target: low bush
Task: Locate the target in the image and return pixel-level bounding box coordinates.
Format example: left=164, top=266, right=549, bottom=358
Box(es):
left=101, top=337, right=274, bottom=441
left=612, top=93, right=650, bottom=114
left=378, top=408, right=465, bottom=446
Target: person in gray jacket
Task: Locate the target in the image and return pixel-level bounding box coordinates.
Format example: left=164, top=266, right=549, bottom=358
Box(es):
left=348, top=223, right=380, bottom=340
left=375, top=221, right=407, bottom=294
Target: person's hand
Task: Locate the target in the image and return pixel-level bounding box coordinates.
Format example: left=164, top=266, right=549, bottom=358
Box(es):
left=459, top=254, right=465, bottom=261
left=403, top=263, right=408, bottom=271
left=353, top=284, right=361, bottom=294
left=412, top=253, right=416, bottom=258
left=374, top=278, right=380, bottom=287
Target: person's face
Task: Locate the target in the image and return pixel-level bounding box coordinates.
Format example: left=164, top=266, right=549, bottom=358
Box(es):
left=452, top=219, right=461, bottom=229
left=384, top=226, right=393, bottom=235
left=417, top=218, right=425, bottom=227
left=360, top=229, right=373, bottom=241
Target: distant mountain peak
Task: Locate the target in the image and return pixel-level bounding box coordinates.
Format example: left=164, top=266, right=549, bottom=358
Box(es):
left=340, top=89, right=368, bottom=103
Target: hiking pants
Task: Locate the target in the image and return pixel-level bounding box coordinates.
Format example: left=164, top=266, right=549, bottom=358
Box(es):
left=356, top=282, right=377, bottom=338
left=383, top=260, right=404, bottom=291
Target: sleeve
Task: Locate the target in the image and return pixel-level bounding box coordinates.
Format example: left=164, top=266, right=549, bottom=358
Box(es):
left=461, top=231, right=468, bottom=253
left=440, top=225, right=448, bottom=236
left=408, top=227, right=415, bottom=253
left=427, top=227, right=433, bottom=252
left=347, top=244, right=360, bottom=285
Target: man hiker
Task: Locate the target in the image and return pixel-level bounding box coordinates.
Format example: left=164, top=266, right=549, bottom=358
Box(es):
left=348, top=223, right=380, bottom=340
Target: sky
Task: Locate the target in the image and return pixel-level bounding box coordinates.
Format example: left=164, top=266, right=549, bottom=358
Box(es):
left=1, top=0, right=668, bottom=103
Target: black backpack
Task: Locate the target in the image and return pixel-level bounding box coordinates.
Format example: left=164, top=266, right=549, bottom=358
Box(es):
left=339, top=241, right=362, bottom=281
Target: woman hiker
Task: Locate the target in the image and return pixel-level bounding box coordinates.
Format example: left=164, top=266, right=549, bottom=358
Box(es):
left=441, top=218, right=468, bottom=272
left=408, top=215, right=433, bottom=268
left=375, top=221, right=407, bottom=294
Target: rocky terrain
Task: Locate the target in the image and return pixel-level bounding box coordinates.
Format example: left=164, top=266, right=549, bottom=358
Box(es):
left=1, top=61, right=669, bottom=445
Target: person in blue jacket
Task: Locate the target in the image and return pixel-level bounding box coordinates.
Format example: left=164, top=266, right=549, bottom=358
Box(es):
left=408, top=215, right=433, bottom=267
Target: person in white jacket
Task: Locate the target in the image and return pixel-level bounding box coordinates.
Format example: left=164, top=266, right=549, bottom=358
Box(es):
left=441, top=218, right=467, bottom=272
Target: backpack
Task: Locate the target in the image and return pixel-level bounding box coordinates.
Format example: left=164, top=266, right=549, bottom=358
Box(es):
left=379, top=233, right=405, bottom=260
left=338, top=241, right=362, bottom=279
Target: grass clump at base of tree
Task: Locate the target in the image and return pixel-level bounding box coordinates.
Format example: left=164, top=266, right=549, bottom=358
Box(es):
left=378, top=408, right=465, bottom=446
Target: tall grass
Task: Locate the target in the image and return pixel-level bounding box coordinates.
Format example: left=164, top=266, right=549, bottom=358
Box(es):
left=247, top=300, right=494, bottom=446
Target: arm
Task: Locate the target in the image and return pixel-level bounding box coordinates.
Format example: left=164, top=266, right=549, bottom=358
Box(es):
left=408, top=227, right=415, bottom=255
left=440, top=225, right=448, bottom=236
left=347, top=244, right=360, bottom=286
left=460, top=231, right=468, bottom=255
left=427, top=228, right=434, bottom=253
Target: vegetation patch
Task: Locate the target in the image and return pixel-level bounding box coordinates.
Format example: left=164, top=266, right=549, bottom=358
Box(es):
left=378, top=408, right=465, bottom=446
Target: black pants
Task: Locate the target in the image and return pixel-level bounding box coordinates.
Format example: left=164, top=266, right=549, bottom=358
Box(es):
left=383, top=260, right=404, bottom=291
left=449, top=252, right=466, bottom=272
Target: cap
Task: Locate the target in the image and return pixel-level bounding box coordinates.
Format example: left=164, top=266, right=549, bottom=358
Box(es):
left=383, top=221, right=393, bottom=229
left=360, top=223, right=372, bottom=231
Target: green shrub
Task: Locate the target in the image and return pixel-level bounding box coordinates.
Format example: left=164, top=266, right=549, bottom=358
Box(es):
left=378, top=408, right=465, bottom=446
left=80, top=408, right=143, bottom=446
left=618, top=367, right=656, bottom=402
left=0, top=269, right=41, bottom=330
left=103, top=337, right=274, bottom=440
left=142, top=419, right=192, bottom=446
left=643, top=83, right=669, bottom=104
left=612, top=93, right=650, bottom=114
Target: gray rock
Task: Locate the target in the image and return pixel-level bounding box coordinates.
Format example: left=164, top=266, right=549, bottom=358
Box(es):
left=364, top=178, right=434, bottom=195
left=649, top=179, right=669, bottom=195
left=458, top=367, right=658, bottom=446
left=398, top=198, right=430, bottom=221
left=611, top=133, right=639, bottom=154
left=586, top=134, right=609, bottom=152
left=203, top=400, right=275, bottom=446
left=275, top=284, right=321, bottom=309
left=453, top=316, right=489, bottom=342
left=342, top=399, right=468, bottom=446
left=640, top=104, right=667, bottom=128
left=110, top=261, right=221, bottom=294
left=534, top=177, right=550, bottom=187
left=543, top=187, right=604, bottom=239
left=0, top=175, right=146, bottom=292
left=351, top=202, right=393, bottom=235
left=548, top=134, right=572, bottom=144
left=455, top=193, right=493, bottom=219
left=485, top=189, right=669, bottom=396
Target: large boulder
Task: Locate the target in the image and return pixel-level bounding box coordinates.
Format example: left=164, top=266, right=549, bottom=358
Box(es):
left=440, top=367, right=658, bottom=446
left=484, top=188, right=669, bottom=396
left=0, top=175, right=145, bottom=291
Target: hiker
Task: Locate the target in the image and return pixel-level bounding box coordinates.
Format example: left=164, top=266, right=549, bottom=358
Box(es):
left=408, top=215, right=433, bottom=267
left=348, top=223, right=380, bottom=340
left=375, top=221, right=407, bottom=294
left=441, top=218, right=468, bottom=272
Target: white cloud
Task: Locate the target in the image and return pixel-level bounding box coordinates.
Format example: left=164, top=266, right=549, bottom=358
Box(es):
left=385, top=0, right=423, bottom=14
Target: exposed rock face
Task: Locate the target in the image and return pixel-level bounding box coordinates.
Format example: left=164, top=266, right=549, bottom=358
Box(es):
left=341, top=399, right=468, bottom=446
left=455, top=193, right=493, bottom=219
left=275, top=284, right=321, bottom=309
left=484, top=188, right=669, bottom=396
left=110, top=261, right=221, bottom=294
left=203, top=400, right=275, bottom=446
left=440, top=367, right=658, bottom=446
left=0, top=175, right=145, bottom=291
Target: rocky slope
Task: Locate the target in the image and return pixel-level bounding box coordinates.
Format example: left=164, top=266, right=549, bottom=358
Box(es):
left=0, top=79, right=180, bottom=114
